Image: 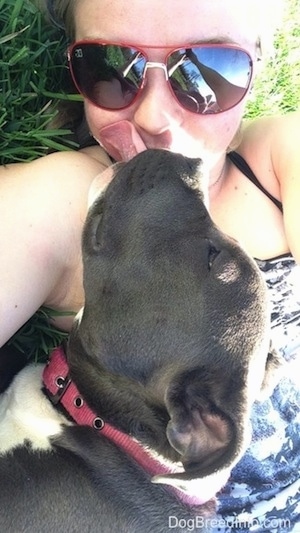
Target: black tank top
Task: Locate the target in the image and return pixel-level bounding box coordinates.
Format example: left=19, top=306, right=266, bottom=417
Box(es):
left=228, top=151, right=283, bottom=213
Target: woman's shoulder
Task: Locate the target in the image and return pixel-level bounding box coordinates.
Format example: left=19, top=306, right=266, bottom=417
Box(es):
left=1, top=148, right=110, bottom=231
left=239, top=111, right=300, bottom=151
left=238, top=112, right=300, bottom=262
left=0, top=148, right=111, bottom=346
left=1, top=148, right=109, bottom=189
left=236, top=111, right=300, bottom=198
left=9, top=148, right=113, bottom=275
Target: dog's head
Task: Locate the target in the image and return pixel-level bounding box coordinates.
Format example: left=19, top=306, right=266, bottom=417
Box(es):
left=69, top=149, right=271, bottom=492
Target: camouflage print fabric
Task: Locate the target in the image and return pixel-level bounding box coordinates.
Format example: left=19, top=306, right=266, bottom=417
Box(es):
left=215, top=255, right=300, bottom=533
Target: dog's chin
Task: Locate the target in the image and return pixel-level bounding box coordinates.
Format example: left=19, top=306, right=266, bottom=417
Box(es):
left=152, top=467, right=231, bottom=504
left=139, top=434, right=232, bottom=504
left=149, top=407, right=249, bottom=504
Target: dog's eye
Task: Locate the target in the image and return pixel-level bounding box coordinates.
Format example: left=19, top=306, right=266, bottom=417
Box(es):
left=208, top=243, right=221, bottom=270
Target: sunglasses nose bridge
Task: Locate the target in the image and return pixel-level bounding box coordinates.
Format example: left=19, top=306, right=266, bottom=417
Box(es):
left=143, top=61, right=169, bottom=82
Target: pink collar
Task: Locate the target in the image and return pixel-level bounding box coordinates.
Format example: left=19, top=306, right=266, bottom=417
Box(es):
left=42, top=346, right=205, bottom=506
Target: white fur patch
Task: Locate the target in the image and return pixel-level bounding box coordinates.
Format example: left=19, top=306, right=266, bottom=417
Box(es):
left=74, top=307, right=84, bottom=327
left=87, top=166, right=116, bottom=208
left=0, top=364, right=71, bottom=454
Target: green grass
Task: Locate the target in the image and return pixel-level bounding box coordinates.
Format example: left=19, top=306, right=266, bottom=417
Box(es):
left=2, top=0, right=300, bottom=362
left=1, top=0, right=78, bottom=359
left=245, top=0, right=300, bottom=117
left=7, top=308, right=70, bottom=363
left=0, top=0, right=77, bottom=164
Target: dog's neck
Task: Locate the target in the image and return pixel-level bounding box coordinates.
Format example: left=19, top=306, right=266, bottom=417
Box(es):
left=43, top=346, right=207, bottom=507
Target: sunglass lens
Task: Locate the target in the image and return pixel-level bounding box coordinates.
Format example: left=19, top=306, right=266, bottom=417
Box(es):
left=167, top=47, right=252, bottom=114
left=69, top=44, right=146, bottom=110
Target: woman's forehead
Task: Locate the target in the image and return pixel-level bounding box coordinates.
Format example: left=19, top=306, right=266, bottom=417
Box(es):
left=74, top=0, right=265, bottom=48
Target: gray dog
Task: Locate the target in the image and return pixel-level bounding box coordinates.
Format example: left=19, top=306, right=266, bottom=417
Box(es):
left=0, top=150, right=276, bottom=532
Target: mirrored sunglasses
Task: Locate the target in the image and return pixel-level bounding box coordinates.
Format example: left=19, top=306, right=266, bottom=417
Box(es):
left=68, top=41, right=253, bottom=115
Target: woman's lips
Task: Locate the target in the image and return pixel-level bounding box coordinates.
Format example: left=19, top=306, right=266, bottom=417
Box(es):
left=97, top=121, right=147, bottom=161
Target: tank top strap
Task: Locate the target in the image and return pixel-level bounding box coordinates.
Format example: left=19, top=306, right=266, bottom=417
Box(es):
left=228, top=151, right=283, bottom=213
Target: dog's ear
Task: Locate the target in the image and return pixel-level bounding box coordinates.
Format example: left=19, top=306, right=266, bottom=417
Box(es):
left=152, top=367, right=249, bottom=487
left=83, top=198, right=104, bottom=254
left=166, top=404, right=231, bottom=471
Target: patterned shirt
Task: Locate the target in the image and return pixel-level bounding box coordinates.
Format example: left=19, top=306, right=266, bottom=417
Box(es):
left=215, top=255, right=300, bottom=532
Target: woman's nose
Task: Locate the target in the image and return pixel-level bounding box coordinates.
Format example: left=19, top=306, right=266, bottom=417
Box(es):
left=132, top=66, right=184, bottom=135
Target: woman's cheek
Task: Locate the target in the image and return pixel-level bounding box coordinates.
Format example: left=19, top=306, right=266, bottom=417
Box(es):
left=84, top=101, right=122, bottom=138
left=189, top=103, right=245, bottom=154
left=85, top=98, right=246, bottom=163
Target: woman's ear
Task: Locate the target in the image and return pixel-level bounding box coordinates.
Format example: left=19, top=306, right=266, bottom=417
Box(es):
left=254, top=0, right=284, bottom=60
left=256, top=37, right=263, bottom=62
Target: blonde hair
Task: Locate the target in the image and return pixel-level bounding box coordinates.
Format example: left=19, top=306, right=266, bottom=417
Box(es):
left=38, top=0, right=76, bottom=39
left=55, top=0, right=75, bottom=39
left=255, top=0, right=284, bottom=56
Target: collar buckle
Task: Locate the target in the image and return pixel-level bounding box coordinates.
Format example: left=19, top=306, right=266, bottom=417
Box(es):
left=45, top=374, right=72, bottom=405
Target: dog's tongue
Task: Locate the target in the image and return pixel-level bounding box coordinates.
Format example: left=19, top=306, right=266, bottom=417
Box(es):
left=97, top=121, right=147, bottom=161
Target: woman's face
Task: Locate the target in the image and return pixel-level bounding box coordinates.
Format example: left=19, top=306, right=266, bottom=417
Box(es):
left=74, top=0, right=260, bottom=167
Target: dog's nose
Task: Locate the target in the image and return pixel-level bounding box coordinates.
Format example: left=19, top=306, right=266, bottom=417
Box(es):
left=122, top=149, right=202, bottom=194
